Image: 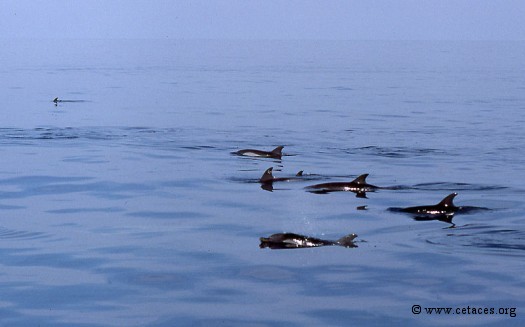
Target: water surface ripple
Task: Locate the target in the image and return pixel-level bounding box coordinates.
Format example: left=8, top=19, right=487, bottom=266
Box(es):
left=1, top=39, right=524, bottom=326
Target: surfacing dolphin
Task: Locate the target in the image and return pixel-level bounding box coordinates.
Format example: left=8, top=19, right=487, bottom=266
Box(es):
left=259, top=167, right=318, bottom=192
left=53, top=97, right=88, bottom=106
left=260, top=233, right=358, bottom=249
left=305, top=173, right=379, bottom=197
left=397, top=193, right=459, bottom=215
left=233, top=146, right=284, bottom=159
left=260, top=167, right=304, bottom=184
left=388, top=193, right=490, bottom=225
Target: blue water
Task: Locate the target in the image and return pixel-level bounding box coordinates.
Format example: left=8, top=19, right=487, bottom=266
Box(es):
left=1, top=39, right=524, bottom=326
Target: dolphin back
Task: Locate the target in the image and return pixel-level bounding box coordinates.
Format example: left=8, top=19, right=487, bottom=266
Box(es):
left=336, top=233, right=358, bottom=247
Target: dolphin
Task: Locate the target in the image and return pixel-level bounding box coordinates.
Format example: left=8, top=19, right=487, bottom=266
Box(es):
left=260, top=167, right=304, bottom=184
left=259, top=233, right=358, bottom=249
left=398, top=193, right=459, bottom=216
left=259, top=168, right=316, bottom=191
left=388, top=193, right=490, bottom=224
left=305, top=173, right=379, bottom=197
left=233, top=146, right=284, bottom=159
left=52, top=97, right=87, bottom=105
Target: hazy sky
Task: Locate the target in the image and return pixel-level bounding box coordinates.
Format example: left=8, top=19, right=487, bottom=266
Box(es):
left=1, top=0, right=524, bottom=40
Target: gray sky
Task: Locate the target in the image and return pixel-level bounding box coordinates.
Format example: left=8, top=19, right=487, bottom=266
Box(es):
left=1, top=0, right=524, bottom=40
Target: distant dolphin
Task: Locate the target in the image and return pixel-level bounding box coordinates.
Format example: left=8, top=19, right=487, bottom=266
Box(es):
left=233, top=146, right=284, bottom=159
left=388, top=193, right=490, bottom=224
left=260, top=233, right=358, bottom=249
left=52, top=97, right=88, bottom=106
left=305, top=173, right=379, bottom=197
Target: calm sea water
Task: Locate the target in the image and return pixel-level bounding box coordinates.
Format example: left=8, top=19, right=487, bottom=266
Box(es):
left=1, top=39, right=524, bottom=326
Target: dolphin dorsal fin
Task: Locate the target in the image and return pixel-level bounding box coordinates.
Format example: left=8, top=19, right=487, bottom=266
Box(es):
left=336, top=233, right=358, bottom=247
left=296, top=170, right=303, bottom=176
left=438, top=193, right=458, bottom=208
left=260, top=167, right=274, bottom=183
left=271, top=146, right=284, bottom=155
left=351, top=174, right=369, bottom=185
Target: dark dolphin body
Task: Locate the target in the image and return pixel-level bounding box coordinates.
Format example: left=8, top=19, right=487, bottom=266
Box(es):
left=233, top=146, right=284, bottom=159
left=305, top=173, right=379, bottom=197
left=260, top=233, right=358, bottom=249
left=389, top=193, right=490, bottom=225
left=53, top=97, right=87, bottom=105
left=397, top=193, right=459, bottom=215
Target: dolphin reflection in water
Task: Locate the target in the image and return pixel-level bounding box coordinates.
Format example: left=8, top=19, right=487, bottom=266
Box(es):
left=260, top=233, right=358, bottom=249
